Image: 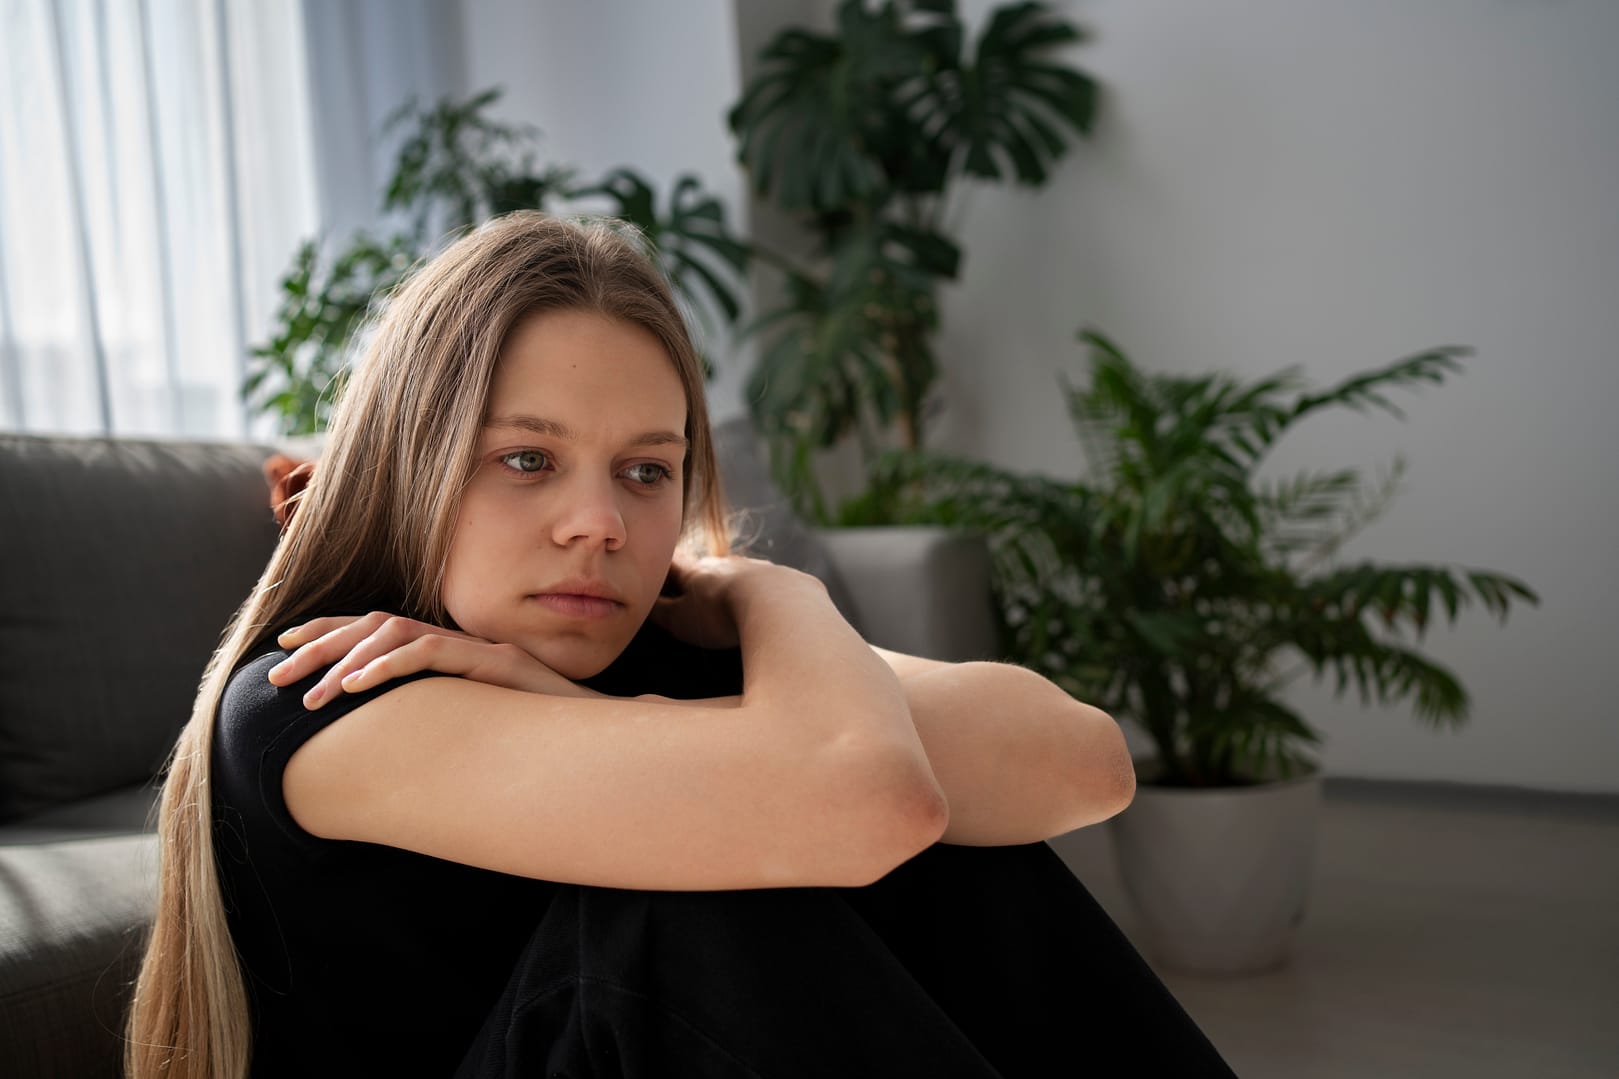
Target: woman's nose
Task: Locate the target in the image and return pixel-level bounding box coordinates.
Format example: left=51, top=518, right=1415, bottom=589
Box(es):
left=550, top=475, right=627, bottom=551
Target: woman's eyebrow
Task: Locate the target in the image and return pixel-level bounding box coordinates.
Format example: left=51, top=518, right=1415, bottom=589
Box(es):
left=485, top=413, right=688, bottom=448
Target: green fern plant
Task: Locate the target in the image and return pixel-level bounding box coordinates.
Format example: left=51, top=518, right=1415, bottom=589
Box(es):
left=856, top=330, right=1539, bottom=787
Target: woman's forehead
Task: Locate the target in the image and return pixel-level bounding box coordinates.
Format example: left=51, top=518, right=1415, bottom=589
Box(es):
left=485, top=310, right=688, bottom=439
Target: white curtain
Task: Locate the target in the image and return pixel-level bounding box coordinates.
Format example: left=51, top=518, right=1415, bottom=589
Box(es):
left=0, top=0, right=318, bottom=438
left=299, top=0, right=466, bottom=244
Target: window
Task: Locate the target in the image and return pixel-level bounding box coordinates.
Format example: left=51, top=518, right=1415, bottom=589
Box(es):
left=0, top=0, right=318, bottom=438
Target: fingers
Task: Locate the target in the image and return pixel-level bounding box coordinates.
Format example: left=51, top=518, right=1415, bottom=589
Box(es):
left=332, top=633, right=468, bottom=696
left=267, top=613, right=595, bottom=706
left=267, top=612, right=466, bottom=709
left=274, top=614, right=367, bottom=653
left=327, top=634, right=599, bottom=700
left=267, top=613, right=381, bottom=691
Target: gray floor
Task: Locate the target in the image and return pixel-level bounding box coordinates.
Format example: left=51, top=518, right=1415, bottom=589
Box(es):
left=1046, top=781, right=1619, bottom=1079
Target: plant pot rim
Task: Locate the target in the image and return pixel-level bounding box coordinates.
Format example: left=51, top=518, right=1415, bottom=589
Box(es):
left=1130, top=758, right=1322, bottom=796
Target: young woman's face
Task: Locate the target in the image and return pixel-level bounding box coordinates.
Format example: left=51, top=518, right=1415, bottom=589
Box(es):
left=442, top=308, right=689, bottom=679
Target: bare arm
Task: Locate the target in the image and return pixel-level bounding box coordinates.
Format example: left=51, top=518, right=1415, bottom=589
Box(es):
left=278, top=560, right=947, bottom=891
left=620, top=646, right=1135, bottom=846
left=874, top=647, right=1136, bottom=846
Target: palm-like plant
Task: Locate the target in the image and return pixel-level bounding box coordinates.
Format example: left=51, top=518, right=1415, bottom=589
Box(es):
left=857, top=331, right=1539, bottom=787
left=729, top=0, right=1098, bottom=517
left=247, top=88, right=748, bottom=435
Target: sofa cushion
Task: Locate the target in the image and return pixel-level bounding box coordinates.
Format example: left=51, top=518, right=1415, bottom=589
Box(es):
left=0, top=436, right=280, bottom=822
left=0, top=834, right=157, bottom=1078
left=0, top=784, right=160, bottom=846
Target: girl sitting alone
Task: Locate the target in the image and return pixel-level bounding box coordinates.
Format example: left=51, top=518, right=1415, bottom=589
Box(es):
left=125, top=211, right=1235, bottom=1078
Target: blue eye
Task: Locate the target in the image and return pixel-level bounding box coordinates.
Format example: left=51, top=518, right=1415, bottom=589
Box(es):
left=622, top=463, right=673, bottom=487
left=499, top=450, right=550, bottom=474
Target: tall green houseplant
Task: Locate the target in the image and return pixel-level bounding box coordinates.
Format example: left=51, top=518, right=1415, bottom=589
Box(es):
left=863, top=332, right=1540, bottom=786
left=247, top=88, right=748, bottom=435
left=729, top=0, right=1098, bottom=520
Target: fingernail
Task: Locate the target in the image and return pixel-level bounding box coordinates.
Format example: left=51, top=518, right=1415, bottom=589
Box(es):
left=278, top=626, right=301, bottom=644
left=341, top=669, right=362, bottom=685
left=304, top=685, right=324, bottom=706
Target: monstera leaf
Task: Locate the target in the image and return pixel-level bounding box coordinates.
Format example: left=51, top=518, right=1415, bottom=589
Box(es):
left=380, top=88, right=568, bottom=237
left=729, top=0, right=950, bottom=214
left=577, top=169, right=749, bottom=331
left=728, top=2, right=1099, bottom=513
left=932, top=1, right=1098, bottom=183
left=746, top=219, right=959, bottom=512
left=732, top=1, right=1095, bottom=212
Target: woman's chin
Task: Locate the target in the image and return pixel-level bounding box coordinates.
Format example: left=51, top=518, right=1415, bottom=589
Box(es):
left=526, top=635, right=630, bottom=683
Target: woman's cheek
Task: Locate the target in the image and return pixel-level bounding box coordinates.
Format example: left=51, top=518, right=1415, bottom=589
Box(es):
left=634, top=502, right=685, bottom=587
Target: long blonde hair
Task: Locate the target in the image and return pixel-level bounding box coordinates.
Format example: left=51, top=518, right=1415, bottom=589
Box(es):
left=125, top=212, right=728, bottom=1078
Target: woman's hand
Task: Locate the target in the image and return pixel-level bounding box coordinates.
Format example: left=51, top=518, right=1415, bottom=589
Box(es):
left=651, top=553, right=823, bottom=650
left=266, top=612, right=601, bottom=708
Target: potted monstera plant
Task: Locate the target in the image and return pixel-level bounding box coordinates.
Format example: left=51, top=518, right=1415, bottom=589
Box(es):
left=855, top=329, right=1540, bottom=973
left=728, top=0, right=1099, bottom=522
left=723, top=0, right=1099, bottom=654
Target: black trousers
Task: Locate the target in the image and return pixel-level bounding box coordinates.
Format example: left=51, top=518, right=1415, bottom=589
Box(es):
left=455, top=841, right=1237, bottom=1078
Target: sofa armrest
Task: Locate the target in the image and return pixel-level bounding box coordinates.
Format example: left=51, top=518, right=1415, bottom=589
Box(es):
left=813, top=527, right=1001, bottom=663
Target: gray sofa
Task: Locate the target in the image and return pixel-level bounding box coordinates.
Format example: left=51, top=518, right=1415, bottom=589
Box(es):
left=0, top=420, right=996, bottom=1077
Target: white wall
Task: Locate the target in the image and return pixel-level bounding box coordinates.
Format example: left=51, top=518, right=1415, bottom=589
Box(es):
left=935, top=0, right=1619, bottom=792
left=457, top=0, right=754, bottom=419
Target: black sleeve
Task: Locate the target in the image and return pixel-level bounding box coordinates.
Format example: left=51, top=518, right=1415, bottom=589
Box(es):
left=580, top=621, right=744, bottom=700
left=214, top=650, right=438, bottom=849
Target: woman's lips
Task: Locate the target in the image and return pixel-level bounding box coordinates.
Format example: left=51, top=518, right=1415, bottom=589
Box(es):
left=531, top=593, right=624, bottom=619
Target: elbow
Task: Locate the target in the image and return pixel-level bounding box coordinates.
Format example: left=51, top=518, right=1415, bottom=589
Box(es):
left=1004, top=665, right=1135, bottom=826
left=836, top=739, right=950, bottom=886
left=1065, top=704, right=1138, bottom=830
left=853, top=781, right=948, bottom=887
left=1109, top=735, right=1138, bottom=814
left=892, top=763, right=951, bottom=852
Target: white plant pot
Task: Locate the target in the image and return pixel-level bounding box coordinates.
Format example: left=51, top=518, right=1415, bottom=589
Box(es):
left=1108, top=764, right=1323, bottom=976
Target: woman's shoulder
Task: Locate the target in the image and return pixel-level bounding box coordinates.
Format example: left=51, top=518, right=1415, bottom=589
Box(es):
left=216, top=647, right=325, bottom=794
left=219, top=648, right=297, bottom=744
left=215, top=634, right=432, bottom=781
left=219, top=610, right=389, bottom=737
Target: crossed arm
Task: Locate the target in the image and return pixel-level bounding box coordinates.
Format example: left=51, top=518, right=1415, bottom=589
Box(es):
left=271, top=564, right=1134, bottom=899
left=870, top=648, right=1135, bottom=845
